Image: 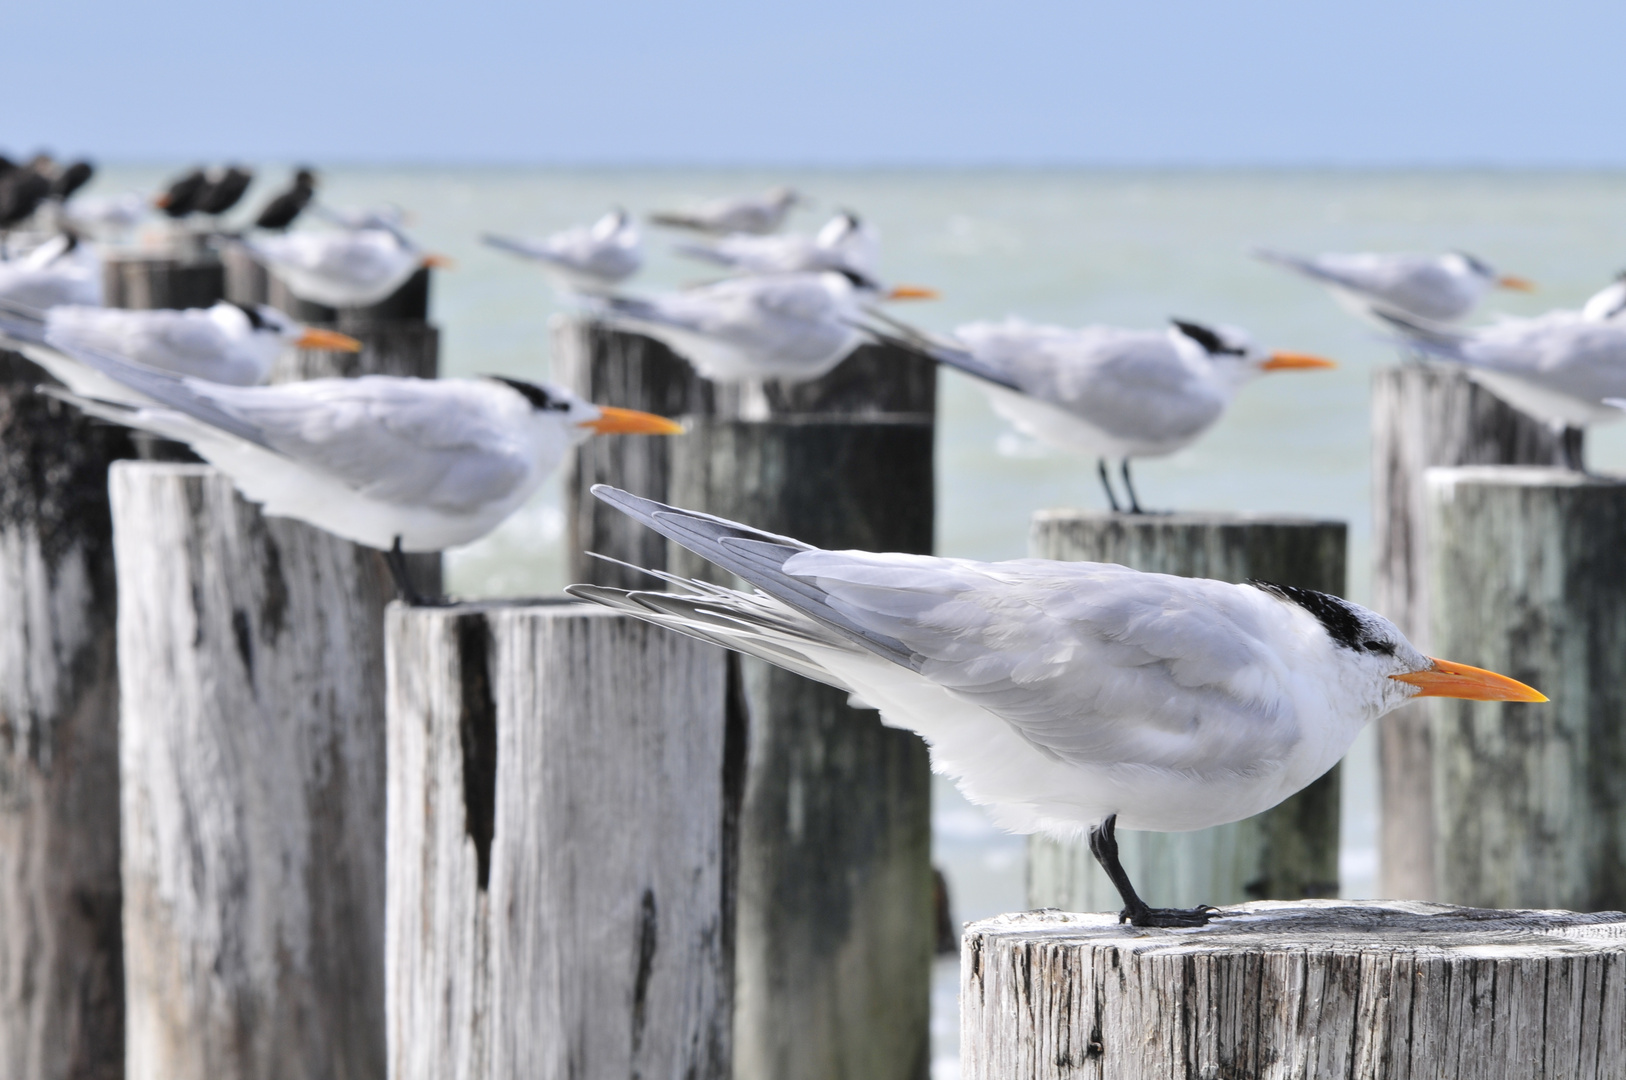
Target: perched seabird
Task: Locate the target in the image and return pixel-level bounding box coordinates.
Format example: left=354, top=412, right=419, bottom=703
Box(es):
left=1253, top=248, right=1533, bottom=325
left=0, top=232, right=102, bottom=309
left=49, top=160, right=95, bottom=201
left=650, top=186, right=804, bottom=235
left=194, top=165, right=255, bottom=218
left=155, top=167, right=209, bottom=219
left=868, top=314, right=1334, bottom=512
left=246, top=227, right=449, bottom=309
left=482, top=209, right=642, bottom=295
left=568, top=486, right=1544, bottom=927
left=253, top=168, right=318, bottom=231
left=41, top=342, right=683, bottom=603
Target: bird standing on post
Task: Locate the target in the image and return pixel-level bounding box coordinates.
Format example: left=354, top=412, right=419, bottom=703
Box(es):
left=194, top=165, right=255, bottom=221
left=247, top=227, right=450, bottom=309
left=252, top=167, right=318, bottom=231
left=594, top=269, right=937, bottom=386
left=0, top=298, right=360, bottom=397
left=868, top=315, right=1335, bottom=513
left=482, top=209, right=643, bottom=296
left=0, top=231, right=102, bottom=309
left=1252, top=248, right=1534, bottom=326
left=569, top=485, right=1545, bottom=928
left=650, top=185, right=804, bottom=235
left=154, top=167, right=209, bottom=220
left=673, top=210, right=881, bottom=278
left=39, top=340, right=683, bottom=604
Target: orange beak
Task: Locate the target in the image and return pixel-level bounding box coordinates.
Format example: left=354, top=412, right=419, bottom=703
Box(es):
left=153, top=193, right=171, bottom=209
left=884, top=284, right=939, bottom=301
left=579, top=406, right=685, bottom=435
left=295, top=327, right=363, bottom=352
left=1497, top=274, right=1536, bottom=292
left=1260, top=351, right=1338, bottom=371
left=420, top=253, right=455, bottom=270
left=1390, top=657, right=1546, bottom=702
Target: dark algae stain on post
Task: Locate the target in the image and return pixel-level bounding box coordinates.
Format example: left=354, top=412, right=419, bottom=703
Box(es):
left=455, top=613, right=497, bottom=890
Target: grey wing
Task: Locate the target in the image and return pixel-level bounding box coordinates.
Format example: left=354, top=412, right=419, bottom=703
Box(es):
left=1035, top=332, right=1224, bottom=442
left=204, top=379, right=533, bottom=513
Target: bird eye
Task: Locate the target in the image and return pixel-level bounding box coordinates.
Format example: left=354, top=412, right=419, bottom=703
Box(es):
left=1362, top=640, right=1394, bottom=655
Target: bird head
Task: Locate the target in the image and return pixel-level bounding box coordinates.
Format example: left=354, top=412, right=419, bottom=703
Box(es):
left=486, top=377, right=684, bottom=454
left=1450, top=250, right=1534, bottom=293
left=231, top=303, right=361, bottom=352
left=767, top=185, right=805, bottom=209
left=1250, top=581, right=1544, bottom=718
left=1171, top=318, right=1335, bottom=388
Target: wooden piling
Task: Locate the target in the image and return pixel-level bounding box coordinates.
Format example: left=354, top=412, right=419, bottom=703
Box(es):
left=1026, top=512, right=1347, bottom=912
left=0, top=351, right=131, bottom=1080
left=102, top=252, right=225, bottom=311
left=553, top=313, right=936, bottom=589
left=221, top=244, right=269, bottom=307
left=385, top=601, right=737, bottom=1079
left=668, top=415, right=936, bottom=1080
left=110, top=462, right=396, bottom=1080
left=1371, top=363, right=1579, bottom=899
left=961, top=901, right=1626, bottom=1080
left=1423, top=466, right=1626, bottom=910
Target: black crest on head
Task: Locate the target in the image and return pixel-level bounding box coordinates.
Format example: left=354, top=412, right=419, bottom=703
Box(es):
left=229, top=301, right=267, bottom=330
left=1248, top=580, right=1395, bottom=656
left=1454, top=251, right=1495, bottom=278
left=1171, top=319, right=1245, bottom=356
left=836, top=267, right=880, bottom=291
left=489, top=375, right=571, bottom=412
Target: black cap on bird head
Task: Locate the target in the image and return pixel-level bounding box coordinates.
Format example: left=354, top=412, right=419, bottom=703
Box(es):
left=487, top=375, right=571, bottom=412
left=1171, top=319, right=1246, bottom=357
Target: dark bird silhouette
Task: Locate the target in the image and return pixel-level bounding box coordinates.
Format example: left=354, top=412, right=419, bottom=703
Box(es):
left=0, top=165, right=51, bottom=229
left=196, top=165, right=254, bottom=216
left=50, top=160, right=95, bottom=201
left=253, top=167, right=317, bottom=231
left=156, top=167, right=209, bottom=218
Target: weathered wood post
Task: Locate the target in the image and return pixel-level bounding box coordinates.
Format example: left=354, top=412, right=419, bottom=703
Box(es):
left=221, top=243, right=269, bottom=307
left=1026, top=513, right=1346, bottom=912
left=1423, top=466, right=1626, bottom=910
left=110, top=463, right=395, bottom=1080
left=961, top=901, right=1626, bottom=1080
left=1371, top=363, right=1578, bottom=898
left=385, top=601, right=738, bottom=1079
left=0, top=351, right=131, bottom=1080
left=102, top=251, right=225, bottom=311
left=668, top=415, right=937, bottom=1080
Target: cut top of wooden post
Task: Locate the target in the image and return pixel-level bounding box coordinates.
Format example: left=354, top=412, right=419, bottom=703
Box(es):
left=963, top=900, right=1626, bottom=1080
left=1031, top=510, right=1346, bottom=591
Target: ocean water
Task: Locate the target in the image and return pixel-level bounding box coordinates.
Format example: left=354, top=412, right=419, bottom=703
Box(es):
left=96, top=166, right=1626, bottom=1073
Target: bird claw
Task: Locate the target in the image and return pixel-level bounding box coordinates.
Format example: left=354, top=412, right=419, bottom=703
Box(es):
left=1120, top=903, right=1222, bottom=928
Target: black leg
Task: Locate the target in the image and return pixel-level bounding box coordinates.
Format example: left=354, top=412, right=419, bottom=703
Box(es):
left=1558, top=424, right=1586, bottom=474
left=1087, top=814, right=1220, bottom=928
left=1120, top=459, right=1144, bottom=515
left=384, top=536, right=449, bottom=607
left=1096, top=458, right=1121, bottom=514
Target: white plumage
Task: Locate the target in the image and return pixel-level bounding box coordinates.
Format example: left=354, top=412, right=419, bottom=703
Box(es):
left=674, top=211, right=879, bottom=277
left=246, top=228, right=432, bottom=308
left=1253, top=248, right=1530, bottom=324
left=0, top=233, right=102, bottom=310
left=570, top=487, right=1543, bottom=926
left=482, top=209, right=642, bottom=295
left=650, top=185, right=803, bottom=235
left=1581, top=274, right=1626, bottom=322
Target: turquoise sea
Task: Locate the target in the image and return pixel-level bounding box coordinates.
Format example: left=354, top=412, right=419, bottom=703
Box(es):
left=96, top=166, right=1626, bottom=1074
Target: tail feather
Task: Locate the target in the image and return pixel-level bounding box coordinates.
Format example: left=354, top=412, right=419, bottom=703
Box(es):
left=1368, top=308, right=1470, bottom=362
left=1250, top=246, right=1349, bottom=287
left=859, top=311, right=1024, bottom=393
left=481, top=233, right=560, bottom=265
left=648, top=212, right=706, bottom=231
left=671, top=241, right=733, bottom=267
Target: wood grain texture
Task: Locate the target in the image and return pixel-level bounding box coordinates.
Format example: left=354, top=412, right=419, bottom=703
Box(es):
left=668, top=416, right=936, bottom=1080
left=552, top=313, right=936, bottom=589
left=1027, top=512, right=1347, bottom=913
left=221, top=244, right=269, bottom=307
left=961, top=900, right=1626, bottom=1080
left=101, top=254, right=225, bottom=311
left=1424, top=467, right=1626, bottom=911
left=385, top=602, right=735, bottom=1080
left=110, top=463, right=395, bottom=1080
left=0, top=352, right=132, bottom=1080
left=1371, top=364, right=1580, bottom=901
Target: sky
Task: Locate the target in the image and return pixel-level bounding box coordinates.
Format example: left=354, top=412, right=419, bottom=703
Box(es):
left=8, top=0, right=1626, bottom=167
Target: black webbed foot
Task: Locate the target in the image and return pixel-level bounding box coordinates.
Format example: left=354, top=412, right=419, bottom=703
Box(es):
left=1119, top=903, right=1222, bottom=928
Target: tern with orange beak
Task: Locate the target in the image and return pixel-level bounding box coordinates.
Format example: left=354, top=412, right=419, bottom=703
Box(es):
left=246, top=226, right=451, bottom=308
left=38, top=339, right=682, bottom=604
left=867, top=314, right=1336, bottom=512
left=1252, top=248, right=1533, bottom=326
left=570, top=485, right=1545, bottom=928
left=0, top=299, right=359, bottom=400
left=595, top=268, right=938, bottom=385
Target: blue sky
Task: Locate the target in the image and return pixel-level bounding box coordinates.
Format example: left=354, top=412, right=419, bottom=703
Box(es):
left=9, top=0, right=1625, bottom=166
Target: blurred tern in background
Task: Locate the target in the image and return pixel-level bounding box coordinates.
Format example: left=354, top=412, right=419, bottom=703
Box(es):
left=40, top=342, right=684, bottom=604
left=869, top=314, right=1334, bottom=513
left=570, top=485, right=1544, bottom=927
left=60, top=192, right=146, bottom=237
left=247, top=227, right=450, bottom=308
left=483, top=209, right=642, bottom=295
left=1378, top=307, right=1626, bottom=466
left=1253, top=248, right=1533, bottom=325
left=0, top=299, right=359, bottom=399
left=596, top=268, right=936, bottom=386
left=650, top=185, right=804, bottom=235
left=1581, top=272, right=1626, bottom=321
left=0, top=232, right=102, bottom=309
left=674, top=210, right=879, bottom=277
